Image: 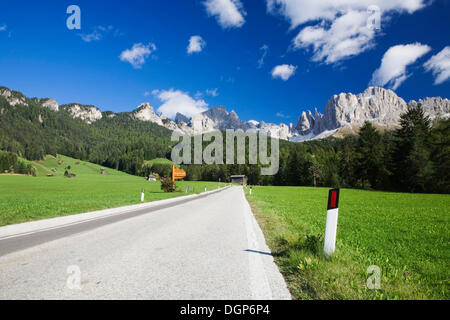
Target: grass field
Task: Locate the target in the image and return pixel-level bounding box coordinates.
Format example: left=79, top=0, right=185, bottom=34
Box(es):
left=0, top=155, right=224, bottom=226
left=245, top=186, right=449, bottom=300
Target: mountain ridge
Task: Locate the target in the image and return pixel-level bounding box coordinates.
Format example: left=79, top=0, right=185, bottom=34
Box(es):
left=1, top=86, right=448, bottom=142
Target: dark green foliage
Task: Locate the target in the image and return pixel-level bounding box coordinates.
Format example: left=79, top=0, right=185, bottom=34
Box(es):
left=149, top=163, right=172, bottom=178
left=430, top=117, right=450, bottom=193
left=1, top=92, right=448, bottom=194
left=160, top=177, right=176, bottom=192
left=0, top=150, right=34, bottom=175
left=0, top=95, right=174, bottom=176
left=355, top=121, right=386, bottom=189
left=392, top=104, right=433, bottom=192
left=179, top=105, right=448, bottom=194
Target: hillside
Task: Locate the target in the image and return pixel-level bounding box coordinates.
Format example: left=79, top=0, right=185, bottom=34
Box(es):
left=0, top=89, right=174, bottom=175
left=0, top=154, right=225, bottom=226
left=2, top=86, right=449, bottom=145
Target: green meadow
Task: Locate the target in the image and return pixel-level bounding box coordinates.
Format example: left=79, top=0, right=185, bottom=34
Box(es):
left=245, top=186, right=449, bottom=300
left=0, top=155, right=224, bottom=226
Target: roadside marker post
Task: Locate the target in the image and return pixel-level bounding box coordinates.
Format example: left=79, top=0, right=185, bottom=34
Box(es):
left=141, top=188, right=145, bottom=202
left=324, top=188, right=340, bottom=258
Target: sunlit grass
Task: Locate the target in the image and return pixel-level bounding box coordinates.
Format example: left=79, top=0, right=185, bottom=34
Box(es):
left=0, top=155, right=224, bottom=226
left=245, top=186, right=449, bottom=300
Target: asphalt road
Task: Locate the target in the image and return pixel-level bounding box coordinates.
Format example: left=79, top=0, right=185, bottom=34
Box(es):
left=0, top=186, right=291, bottom=299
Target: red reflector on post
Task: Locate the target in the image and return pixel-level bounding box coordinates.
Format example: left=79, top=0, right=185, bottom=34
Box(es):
left=327, top=188, right=340, bottom=210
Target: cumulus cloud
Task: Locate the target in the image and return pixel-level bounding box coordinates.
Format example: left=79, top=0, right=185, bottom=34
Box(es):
left=424, top=46, right=450, bottom=85
left=154, top=89, right=208, bottom=118
left=293, top=10, right=376, bottom=64
left=120, top=43, right=156, bottom=69
left=267, top=0, right=425, bottom=28
left=204, top=0, right=246, bottom=28
left=187, top=35, right=206, bottom=54
left=267, top=0, right=428, bottom=64
left=272, top=64, right=297, bottom=80
left=370, top=43, right=431, bottom=90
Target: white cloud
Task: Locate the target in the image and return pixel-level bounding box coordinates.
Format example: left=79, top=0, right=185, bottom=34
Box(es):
left=272, top=64, right=297, bottom=80
left=79, top=25, right=116, bottom=42
left=267, top=1, right=426, bottom=28
left=293, top=10, right=375, bottom=64
left=267, top=0, right=428, bottom=64
left=187, top=35, right=206, bottom=54
left=258, top=45, right=269, bottom=68
left=276, top=112, right=290, bottom=118
left=154, top=89, right=209, bottom=118
left=370, top=43, right=431, bottom=90
left=120, top=43, right=156, bottom=69
left=424, top=46, right=450, bottom=85
left=0, top=25, right=6, bottom=31
left=204, top=0, right=246, bottom=28
left=205, top=88, right=219, bottom=97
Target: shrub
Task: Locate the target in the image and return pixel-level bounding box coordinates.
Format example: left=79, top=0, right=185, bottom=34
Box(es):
left=160, top=177, right=176, bottom=192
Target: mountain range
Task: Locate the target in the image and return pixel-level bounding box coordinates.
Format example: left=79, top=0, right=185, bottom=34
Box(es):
left=1, top=86, right=448, bottom=142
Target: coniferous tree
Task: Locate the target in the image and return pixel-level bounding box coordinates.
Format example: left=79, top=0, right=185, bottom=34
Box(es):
left=392, top=104, right=433, bottom=192
left=355, top=121, right=385, bottom=189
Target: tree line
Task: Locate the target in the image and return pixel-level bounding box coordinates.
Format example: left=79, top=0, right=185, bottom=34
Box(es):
left=0, top=95, right=174, bottom=175
left=1, top=94, right=448, bottom=194
left=177, top=105, right=449, bottom=194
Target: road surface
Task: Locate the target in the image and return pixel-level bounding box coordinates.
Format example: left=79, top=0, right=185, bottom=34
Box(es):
left=0, top=186, right=291, bottom=299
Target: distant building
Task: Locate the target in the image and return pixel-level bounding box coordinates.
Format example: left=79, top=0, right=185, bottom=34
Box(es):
left=230, top=175, right=247, bottom=186
left=147, top=174, right=157, bottom=181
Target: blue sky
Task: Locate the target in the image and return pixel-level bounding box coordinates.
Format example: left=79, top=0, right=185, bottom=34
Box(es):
left=0, top=0, right=449, bottom=124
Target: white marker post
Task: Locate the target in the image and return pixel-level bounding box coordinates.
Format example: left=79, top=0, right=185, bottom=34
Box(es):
left=324, top=188, right=340, bottom=258
left=141, top=188, right=145, bottom=202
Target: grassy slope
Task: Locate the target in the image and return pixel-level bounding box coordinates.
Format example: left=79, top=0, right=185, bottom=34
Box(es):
left=0, top=155, right=224, bottom=226
left=144, top=158, right=176, bottom=166
left=245, top=186, right=449, bottom=300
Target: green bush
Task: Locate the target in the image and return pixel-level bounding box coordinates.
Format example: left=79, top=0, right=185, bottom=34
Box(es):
left=160, top=177, right=176, bottom=192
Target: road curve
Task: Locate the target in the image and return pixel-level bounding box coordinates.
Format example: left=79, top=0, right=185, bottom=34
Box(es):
left=0, top=186, right=291, bottom=299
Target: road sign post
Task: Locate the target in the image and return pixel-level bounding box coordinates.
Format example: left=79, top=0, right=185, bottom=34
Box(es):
left=171, top=165, right=186, bottom=190
left=324, top=188, right=340, bottom=258
left=141, top=188, right=145, bottom=202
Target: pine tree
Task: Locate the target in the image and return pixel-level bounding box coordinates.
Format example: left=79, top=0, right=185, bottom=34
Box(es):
left=392, top=104, right=433, bottom=192
left=356, top=121, right=385, bottom=189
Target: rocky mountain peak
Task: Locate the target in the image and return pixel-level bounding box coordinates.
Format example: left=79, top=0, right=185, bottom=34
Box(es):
left=408, top=97, right=450, bottom=118
left=296, top=87, right=410, bottom=138
left=175, top=112, right=190, bottom=124
left=40, top=98, right=59, bottom=112
left=133, top=102, right=161, bottom=123
left=2, top=85, right=448, bottom=142
left=61, top=104, right=103, bottom=124
left=0, top=87, right=28, bottom=106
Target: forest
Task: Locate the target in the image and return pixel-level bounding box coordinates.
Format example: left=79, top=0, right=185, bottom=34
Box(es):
left=176, top=105, right=449, bottom=194
left=0, top=93, right=448, bottom=194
